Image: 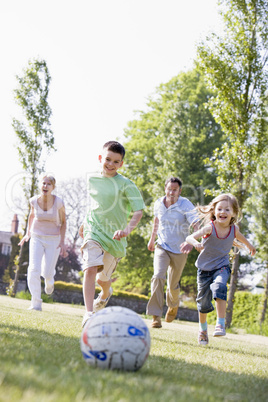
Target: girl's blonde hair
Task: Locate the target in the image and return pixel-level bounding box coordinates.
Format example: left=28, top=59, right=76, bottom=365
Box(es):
left=40, top=173, right=56, bottom=189
left=196, top=193, right=241, bottom=227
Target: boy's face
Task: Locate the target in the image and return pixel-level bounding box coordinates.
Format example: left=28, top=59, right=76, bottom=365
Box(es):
left=99, top=149, right=124, bottom=177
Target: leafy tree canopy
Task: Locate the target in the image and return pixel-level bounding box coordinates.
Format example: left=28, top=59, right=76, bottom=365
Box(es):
left=116, top=68, right=225, bottom=294
left=197, top=0, right=268, bottom=327
left=197, top=0, right=268, bottom=204
left=13, top=58, right=55, bottom=200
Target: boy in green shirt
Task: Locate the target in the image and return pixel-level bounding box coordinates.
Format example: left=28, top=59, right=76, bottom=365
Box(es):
left=79, top=141, right=145, bottom=327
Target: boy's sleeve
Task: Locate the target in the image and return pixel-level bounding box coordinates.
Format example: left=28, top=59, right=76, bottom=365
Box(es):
left=125, top=180, right=145, bottom=212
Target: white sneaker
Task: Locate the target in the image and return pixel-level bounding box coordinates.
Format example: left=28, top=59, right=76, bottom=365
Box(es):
left=93, top=287, right=113, bottom=313
left=213, top=324, right=226, bottom=337
left=45, top=282, right=54, bottom=295
left=28, top=305, right=42, bottom=311
left=82, top=311, right=93, bottom=328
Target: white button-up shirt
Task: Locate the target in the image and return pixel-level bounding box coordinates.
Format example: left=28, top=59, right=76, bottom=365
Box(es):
left=154, top=196, right=198, bottom=254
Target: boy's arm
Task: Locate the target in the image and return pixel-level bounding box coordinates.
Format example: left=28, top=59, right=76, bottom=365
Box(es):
left=235, top=226, right=256, bottom=256
left=113, top=210, right=143, bottom=241
left=185, top=225, right=212, bottom=252
left=147, top=216, right=159, bottom=251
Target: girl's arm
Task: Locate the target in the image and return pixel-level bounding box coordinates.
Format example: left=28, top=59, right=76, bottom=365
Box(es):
left=180, top=221, right=200, bottom=254
left=235, top=225, right=256, bottom=256
left=147, top=216, right=159, bottom=251
left=18, top=205, right=35, bottom=246
left=185, top=224, right=212, bottom=252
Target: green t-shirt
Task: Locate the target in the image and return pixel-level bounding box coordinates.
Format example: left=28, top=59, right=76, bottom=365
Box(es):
left=83, top=173, right=145, bottom=257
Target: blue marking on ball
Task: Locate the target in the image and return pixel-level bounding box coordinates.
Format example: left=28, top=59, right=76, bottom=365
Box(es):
left=82, top=350, right=107, bottom=361
left=128, top=326, right=144, bottom=337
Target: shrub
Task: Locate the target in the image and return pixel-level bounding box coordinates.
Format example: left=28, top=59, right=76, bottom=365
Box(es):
left=207, top=291, right=268, bottom=336
left=16, top=290, right=54, bottom=304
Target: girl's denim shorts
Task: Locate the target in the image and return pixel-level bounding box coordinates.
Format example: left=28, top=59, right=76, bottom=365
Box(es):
left=196, top=265, right=231, bottom=313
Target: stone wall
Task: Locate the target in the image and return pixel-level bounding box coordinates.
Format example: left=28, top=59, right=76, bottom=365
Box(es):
left=0, top=280, right=198, bottom=322
left=0, top=280, right=7, bottom=294
left=0, top=280, right=26, bottom=294
left=50, top=289, right=198, bottom=322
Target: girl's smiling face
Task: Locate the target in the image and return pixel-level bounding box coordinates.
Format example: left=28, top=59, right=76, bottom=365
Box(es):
left=214, top=200, right=234, bottom=226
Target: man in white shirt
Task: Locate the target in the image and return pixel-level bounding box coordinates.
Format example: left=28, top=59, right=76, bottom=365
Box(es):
left=146, top=177, right=198, bottom=328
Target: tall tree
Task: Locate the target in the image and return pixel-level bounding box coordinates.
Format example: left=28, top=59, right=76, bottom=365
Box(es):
left=246, top=149, right=268, bottom=325
left=12, top=58, right=55, bottom=293
left=197, top=0, right=268, bottom=326
left=13, top=58, right=55, bottom=198
left=118, top=68, right=225, bottom=294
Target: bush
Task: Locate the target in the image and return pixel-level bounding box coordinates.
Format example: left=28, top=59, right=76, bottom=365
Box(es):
left=54, top=281, right=82, bottom=292
left=207, top=291, right=268, bottom=336
left=16, top=290, right=54, bottom=304
left=53, top=281, right=149, bottom=301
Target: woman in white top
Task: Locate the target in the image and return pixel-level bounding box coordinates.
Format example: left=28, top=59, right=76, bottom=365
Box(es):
left=19, top=174, right=67, bottom=311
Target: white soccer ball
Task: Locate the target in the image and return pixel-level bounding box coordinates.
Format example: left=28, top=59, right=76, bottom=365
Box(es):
left=80, top=306, right=151, bottom=371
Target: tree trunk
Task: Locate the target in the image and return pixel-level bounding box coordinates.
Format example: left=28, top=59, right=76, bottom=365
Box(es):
left=260, top=268, right=268, bottom=324
left=225, top=249, right=240, bottom=328
left=12, top=209, right=29, bottom=296
left=12, top=244, right=24, bottom=295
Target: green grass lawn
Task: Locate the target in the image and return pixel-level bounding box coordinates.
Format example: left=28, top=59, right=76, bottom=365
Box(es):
left=0, top=295, right=268, bottom=402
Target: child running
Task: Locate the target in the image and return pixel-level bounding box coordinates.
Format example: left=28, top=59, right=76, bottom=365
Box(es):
left=79, top=141, right=145, bottom=327
left=185, top=193, right=256, bottom=345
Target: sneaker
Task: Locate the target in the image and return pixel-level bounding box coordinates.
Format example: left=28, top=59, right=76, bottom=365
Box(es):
left=28, top=306, right=42, bottom=311
left=198, top=330, right=209, bottom=345
left=165, top=307, right=178, bottom=323
left=151, top=315, right=162, bottom=328
left=93, top=287, right=113, bottom=313
left=44, top=281, right=54, bottom=295
left=213, top=324, right=226, bottom=337
left=82, top=311, right=93, bottom=328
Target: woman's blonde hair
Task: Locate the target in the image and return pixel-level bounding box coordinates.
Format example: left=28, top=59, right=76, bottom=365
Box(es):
left=196, top=193, right=241, bottom=227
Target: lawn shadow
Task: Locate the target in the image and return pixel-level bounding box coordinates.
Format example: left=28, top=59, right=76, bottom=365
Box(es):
left=1, top=322, right=268, bottom=402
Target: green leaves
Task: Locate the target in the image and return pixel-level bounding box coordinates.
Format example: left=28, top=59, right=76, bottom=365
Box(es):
left=197, top=0, right=268, bottom=326
left=118, top=68, right=225, bottom=293
left=197, top=0, right=268, bottom=204
left=123, top=68, right=225, bottom=205
left=12, top=58, right=55, bottom=199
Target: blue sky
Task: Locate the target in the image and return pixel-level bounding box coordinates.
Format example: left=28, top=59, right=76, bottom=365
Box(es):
left=0, top=0, right=222, bottom=231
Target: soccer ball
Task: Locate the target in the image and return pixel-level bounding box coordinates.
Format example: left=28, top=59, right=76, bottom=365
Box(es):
left=80, top=306, right=151, bottom=371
